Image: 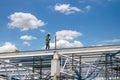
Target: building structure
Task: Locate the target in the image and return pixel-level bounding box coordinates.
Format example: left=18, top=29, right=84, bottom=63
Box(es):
left=0, top=45, right=120, bottom=80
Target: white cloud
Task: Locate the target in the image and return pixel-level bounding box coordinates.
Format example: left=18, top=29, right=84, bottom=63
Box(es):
left=8, top=12, right=45, bottom=31
left=0, top=42, right=17, bottom=53
left=40, top=29, right=46, bottom=33
left=85, top=5, right=91, bottom=11
left=104, top=39, right=120, bottom=43
left=54, top=4, right=81, bottom=15
left=56, top=30, right=82, bottom=40
left=43, top=30, right=83, bottom=49
left=20, top=35, right=37, bottom=40
left=23, top=42, right=31, bottom=46
left=94, top=39, right=120, bottom=46
left=50, top=40, right=83, bottom=49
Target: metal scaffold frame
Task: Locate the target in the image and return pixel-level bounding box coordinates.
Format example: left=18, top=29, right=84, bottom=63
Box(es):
left=0, top=45, right=120, bottom=80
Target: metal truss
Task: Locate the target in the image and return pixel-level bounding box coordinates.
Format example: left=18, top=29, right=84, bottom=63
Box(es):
left=0, top=45, right=120, bottom=80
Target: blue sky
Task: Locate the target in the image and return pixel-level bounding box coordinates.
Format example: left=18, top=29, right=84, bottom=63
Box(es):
left=0, top=0, right=120, bottom=52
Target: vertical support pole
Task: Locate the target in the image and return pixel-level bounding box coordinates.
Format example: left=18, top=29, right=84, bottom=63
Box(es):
left=59, top=57, right=62, bottom=80
left=40, top=57, right=42, bottom=79
left=116, top=57, right=119, bottom=79
left=55, top=35, right=57, bottom=50
left=72, top=54, right=74, bottom=80
left=110, top=54, right=113, bottom=79
left=105, top=54, right=109, bottom=80
left=33, top=57, right=35, bottom=73
left=51, top=52, right=60, bottom=80
left=119, top=65, right=120, bottom=80
left=32, top=57, right=35, bottom=80
left=79, top=55, right=82, bottom=79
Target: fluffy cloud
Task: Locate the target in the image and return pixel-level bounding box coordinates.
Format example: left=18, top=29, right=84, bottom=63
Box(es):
left=40, top=29, right=46, bottom=33
left=104, top=39, right=120, bottom=43
left=23, top=42, right=31, bottom=46
left=85, top=5, right=91, bottom=11
left=54, top=4, right=81, bottom=15
left=20, top=35, right=37, bottom=40
left=46, top=30, right=83, bottom=49
left=50, top=40, right=83, bottom=49
left=0, top=42, right=17, bottom=53
left=56, top=30, right=82, bottom=40
left=8, top=12, right=45, bottom=31
left=94, top=39, right=120, bottom=46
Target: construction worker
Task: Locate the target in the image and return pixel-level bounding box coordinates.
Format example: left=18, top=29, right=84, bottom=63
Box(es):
left=45, top=33, right=50, bottom=50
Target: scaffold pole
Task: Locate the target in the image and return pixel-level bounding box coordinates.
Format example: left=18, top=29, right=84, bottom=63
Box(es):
left=51, top=52, right=60, bottom=80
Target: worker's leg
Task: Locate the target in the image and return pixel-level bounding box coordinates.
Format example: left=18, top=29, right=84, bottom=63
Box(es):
left=48, top=44, right=50, bottom=50
left=46, top=43, right=49, bottom=50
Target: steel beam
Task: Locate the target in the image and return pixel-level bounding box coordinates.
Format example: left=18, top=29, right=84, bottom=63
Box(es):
left=0, top=45, right=120, bottom=59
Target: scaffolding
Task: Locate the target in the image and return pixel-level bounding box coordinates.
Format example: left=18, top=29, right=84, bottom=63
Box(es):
left=0, top=45, right=120, bottom=80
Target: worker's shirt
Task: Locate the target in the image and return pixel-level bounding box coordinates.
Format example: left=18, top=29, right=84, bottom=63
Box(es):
left=46, top=36, right=50, bottom=43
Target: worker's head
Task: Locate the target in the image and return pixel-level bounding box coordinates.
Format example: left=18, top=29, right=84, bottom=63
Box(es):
left=47, top=33, right=50, bottom=36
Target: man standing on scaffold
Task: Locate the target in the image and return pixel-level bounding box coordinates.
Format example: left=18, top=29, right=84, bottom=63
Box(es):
left=45, top=33, right=50, bottom=50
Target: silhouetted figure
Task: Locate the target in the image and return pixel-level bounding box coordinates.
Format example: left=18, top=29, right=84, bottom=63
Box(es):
left=45, top=34, right=50, bottom=50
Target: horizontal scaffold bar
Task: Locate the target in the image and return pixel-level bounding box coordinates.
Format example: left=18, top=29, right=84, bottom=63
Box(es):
left=0, top=45, right=120, bottom=59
